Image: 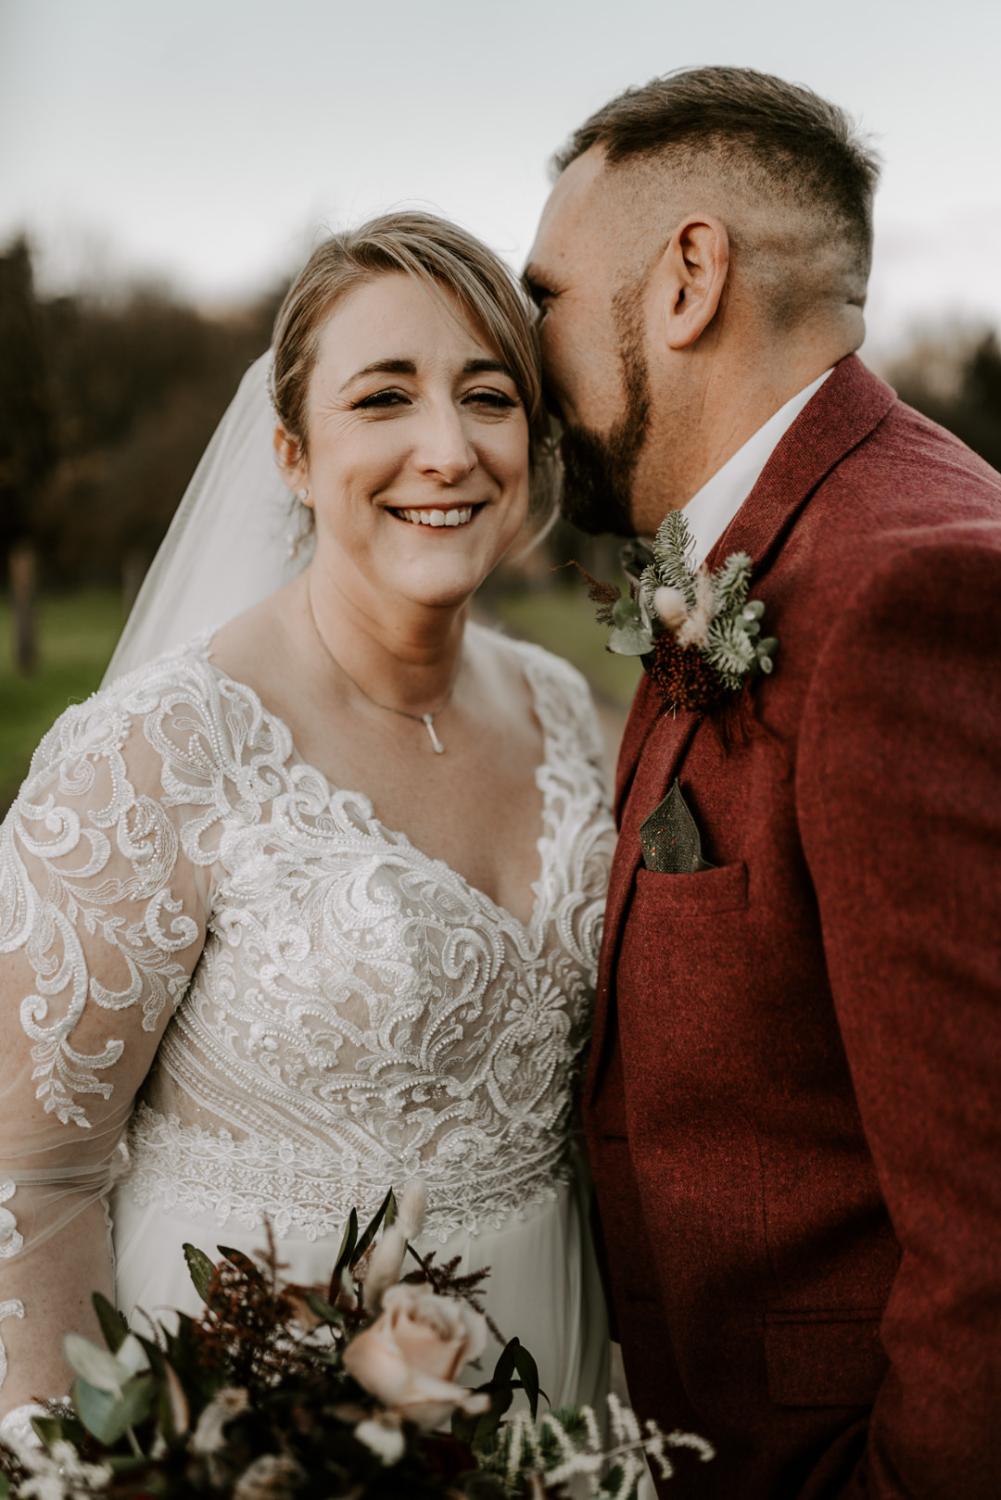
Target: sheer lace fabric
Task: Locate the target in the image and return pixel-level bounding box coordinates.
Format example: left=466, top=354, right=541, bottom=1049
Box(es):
left=0, top=625, right=614, bottom=1417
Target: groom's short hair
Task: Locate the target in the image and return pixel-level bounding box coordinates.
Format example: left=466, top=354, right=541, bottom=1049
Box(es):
left=555, top=66, right=880, bottom=301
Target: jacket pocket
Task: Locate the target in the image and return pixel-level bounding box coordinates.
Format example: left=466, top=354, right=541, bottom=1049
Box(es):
left=764, top=1309, right=887, bottom=1408
left=633, top=859, right=748, bottom=915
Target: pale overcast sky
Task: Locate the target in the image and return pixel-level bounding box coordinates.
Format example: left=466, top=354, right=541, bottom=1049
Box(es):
left=2, top=0, right=1000, bottom=362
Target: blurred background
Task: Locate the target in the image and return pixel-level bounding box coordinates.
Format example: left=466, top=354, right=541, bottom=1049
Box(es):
left=2, top=0, right=1000, bottom=811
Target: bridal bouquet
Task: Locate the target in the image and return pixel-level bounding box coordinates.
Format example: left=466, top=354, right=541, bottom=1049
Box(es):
left=0, top=1187, right=712, bottom=1499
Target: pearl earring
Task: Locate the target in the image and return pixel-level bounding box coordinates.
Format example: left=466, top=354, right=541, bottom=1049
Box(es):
left=296, top=487, right=310, bottom=503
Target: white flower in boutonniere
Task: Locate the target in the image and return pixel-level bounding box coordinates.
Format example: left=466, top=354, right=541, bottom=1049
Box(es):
left=578, top=512, right=778, bottom=715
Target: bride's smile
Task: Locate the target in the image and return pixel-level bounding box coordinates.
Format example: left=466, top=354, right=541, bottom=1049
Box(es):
left=277, top=271, right=530, bottom=615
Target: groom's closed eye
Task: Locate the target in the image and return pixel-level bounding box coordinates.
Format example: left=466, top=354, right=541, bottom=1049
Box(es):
left=522, top=266, right=560, bottom=313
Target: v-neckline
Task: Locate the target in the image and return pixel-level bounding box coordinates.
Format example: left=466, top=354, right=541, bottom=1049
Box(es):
left=192, top=631, right=558, bottom=941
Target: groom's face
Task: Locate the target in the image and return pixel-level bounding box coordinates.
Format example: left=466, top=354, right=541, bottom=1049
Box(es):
left=527, top=149, right=651, bottom=537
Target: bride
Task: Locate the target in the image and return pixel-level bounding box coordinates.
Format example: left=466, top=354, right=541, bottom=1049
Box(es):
left=0, top=213, right=614, bottom=1443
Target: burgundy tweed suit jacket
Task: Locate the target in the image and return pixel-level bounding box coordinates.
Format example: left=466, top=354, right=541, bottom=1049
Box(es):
left=584, top=356, right=1001, bottom=1499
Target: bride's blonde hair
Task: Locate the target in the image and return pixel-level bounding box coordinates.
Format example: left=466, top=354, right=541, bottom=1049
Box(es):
left=270, top=212, right=552, bottom=516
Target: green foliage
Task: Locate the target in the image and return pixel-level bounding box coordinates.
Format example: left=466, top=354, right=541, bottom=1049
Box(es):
left=710, top=550, right=752, bottom=616
left=183, top=1242, right=217, bottom=1303
left=652, top=513, right=698, bottom=607
left=705, top=615, right=758, bottom=689
left=72, top=1372, right=155, bottom=1445
left=352, top=1187, right=397, bottom=1264
left=92, top=1292, right=129, bottom=1355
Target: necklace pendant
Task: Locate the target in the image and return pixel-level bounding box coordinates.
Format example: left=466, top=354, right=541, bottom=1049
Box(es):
left=422, top=713, right=445, bottom=754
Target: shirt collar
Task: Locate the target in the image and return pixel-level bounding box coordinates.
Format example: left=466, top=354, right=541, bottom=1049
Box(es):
left=680, top=368, right=833, bottom=566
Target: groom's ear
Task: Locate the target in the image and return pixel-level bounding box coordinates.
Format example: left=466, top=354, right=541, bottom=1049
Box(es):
left=653, top=215, right=730, bottom=351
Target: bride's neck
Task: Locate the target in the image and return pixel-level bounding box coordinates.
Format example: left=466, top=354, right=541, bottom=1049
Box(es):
left=295, top=565, right=468, bottom=715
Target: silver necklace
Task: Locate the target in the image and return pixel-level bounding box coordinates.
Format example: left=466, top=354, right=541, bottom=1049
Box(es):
left=306, top=587, right=455, bottom=754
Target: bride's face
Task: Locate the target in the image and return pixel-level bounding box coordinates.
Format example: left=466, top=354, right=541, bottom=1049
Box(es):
left=281, top=272, right=531, bottom=612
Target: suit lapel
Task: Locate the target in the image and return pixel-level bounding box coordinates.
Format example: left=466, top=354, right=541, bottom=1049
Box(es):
left=703, top=355, right=896, bottom=576
left=587, top=356, right=898, bottom=1104
left=587, top=705, right=701, bottom=1102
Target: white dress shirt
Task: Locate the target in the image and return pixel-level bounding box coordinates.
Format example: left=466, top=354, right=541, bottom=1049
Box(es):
left=681, top=369, right=833, bottom=565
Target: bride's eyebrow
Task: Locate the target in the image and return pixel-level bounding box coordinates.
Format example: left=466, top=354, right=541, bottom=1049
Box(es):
left=463, top=358, right=515, bottom=379
left=339, top=356, right=514, bottom=392
left=339, top=358, right=416, bottom=391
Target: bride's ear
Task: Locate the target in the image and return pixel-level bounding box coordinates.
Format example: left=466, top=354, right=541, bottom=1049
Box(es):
left=273, top=425, right=310, bottom=501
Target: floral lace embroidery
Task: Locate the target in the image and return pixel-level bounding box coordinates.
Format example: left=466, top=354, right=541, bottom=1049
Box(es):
left=0, top=1300, right=25, bottom=1391
left=125, top=1104, right=572, bottom=1244
left=6, top=631, right=614, bottom=1252
left=0, top=1182, right=23, bottom=1259
left=1, top=663, right=213, bottom=1130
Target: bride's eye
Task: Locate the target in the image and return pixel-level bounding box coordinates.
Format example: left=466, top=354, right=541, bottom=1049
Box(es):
left=353, top=390, right=410, bottom=410
left=464, top=389, right=518, bottom=411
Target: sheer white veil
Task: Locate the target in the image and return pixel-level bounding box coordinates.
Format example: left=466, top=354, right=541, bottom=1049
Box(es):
left=102, top=352, right=312, bottom=686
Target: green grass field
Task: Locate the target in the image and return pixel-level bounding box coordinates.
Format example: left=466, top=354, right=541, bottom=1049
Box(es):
left=0, top=589, right=123, bottom=811
left=490, top=586, right=642, bottom=709
left=0, top=584, right=636, bottom=814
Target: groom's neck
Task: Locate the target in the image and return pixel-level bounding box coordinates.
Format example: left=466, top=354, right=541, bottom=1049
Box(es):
left=632, top=323, right=860, bottom=533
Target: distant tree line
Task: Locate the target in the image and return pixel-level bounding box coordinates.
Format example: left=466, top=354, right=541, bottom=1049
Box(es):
left=2, top=231, right=1001, bottom=672
left=1, top=235, right=283, bottom=668
left=887, top=327, right=1001, bottom=474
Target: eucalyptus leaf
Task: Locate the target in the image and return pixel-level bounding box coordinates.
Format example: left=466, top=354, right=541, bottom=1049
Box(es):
left=116, top=1334, right=151, bottom=1379
left=73, top=1373, right=155, bottom=1445
left=608, top=622, right=655, bottom=657
left=183, top=1243, right=216, bottom=1302
left=64, top=1334, right=127, bottom=1395
left=611, top=595, right=641, bottom=628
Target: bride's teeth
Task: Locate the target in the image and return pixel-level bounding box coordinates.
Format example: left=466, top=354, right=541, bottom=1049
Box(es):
left=395, top=506, right=475, bottom=527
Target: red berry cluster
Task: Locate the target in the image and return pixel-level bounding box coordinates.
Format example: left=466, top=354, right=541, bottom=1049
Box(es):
left=649, top=635, right=723, bottom=714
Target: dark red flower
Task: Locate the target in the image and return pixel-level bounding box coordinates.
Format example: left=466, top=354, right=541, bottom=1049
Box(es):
left=648, top=635, right=724, bottom=714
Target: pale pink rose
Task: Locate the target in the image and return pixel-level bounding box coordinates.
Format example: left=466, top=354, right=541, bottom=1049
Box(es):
left=343, top=1284, right=490, bottom=1431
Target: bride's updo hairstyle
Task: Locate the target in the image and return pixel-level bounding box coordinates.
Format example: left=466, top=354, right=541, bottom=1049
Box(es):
left=270, top=211, right=552, bottom=515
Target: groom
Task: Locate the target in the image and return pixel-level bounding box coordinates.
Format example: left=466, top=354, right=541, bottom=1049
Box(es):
left=528, top=67, right=1001, bottom=1497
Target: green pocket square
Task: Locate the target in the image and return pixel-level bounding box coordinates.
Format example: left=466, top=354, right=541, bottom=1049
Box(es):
left=639, top=779, right=717, bottom=873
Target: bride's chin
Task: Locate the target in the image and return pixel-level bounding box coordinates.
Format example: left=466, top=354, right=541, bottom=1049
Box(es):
left=384, top=557, right=497, bottom=611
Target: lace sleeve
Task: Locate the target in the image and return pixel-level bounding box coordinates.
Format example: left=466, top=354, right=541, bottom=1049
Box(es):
left=0, top=667, right=220, bottom=1421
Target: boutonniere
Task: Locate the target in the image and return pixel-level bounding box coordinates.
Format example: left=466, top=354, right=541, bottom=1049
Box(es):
left=582, top=513, right=777, bottom=714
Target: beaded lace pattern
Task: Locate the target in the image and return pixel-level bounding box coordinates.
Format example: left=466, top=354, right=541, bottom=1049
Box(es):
left=2, top=631, right=614, bottom=1260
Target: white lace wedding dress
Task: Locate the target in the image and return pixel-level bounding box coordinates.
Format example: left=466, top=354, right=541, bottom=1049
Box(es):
left=0, top=623, right=614, bottom=1431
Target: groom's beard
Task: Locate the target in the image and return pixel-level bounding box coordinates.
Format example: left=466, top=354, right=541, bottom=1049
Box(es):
left=557, top=315, right=651, bottom=539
